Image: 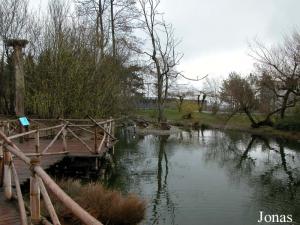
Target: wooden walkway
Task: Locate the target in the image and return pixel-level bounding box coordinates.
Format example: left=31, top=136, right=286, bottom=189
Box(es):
left=0, top=118, right=116, bottom=225
left=0, top=190, right=21, bottom=225
left=13, top=139, right=107, bottom=184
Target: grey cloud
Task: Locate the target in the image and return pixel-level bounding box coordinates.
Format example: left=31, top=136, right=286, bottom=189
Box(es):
left=161, top=0, right=300, bottom=60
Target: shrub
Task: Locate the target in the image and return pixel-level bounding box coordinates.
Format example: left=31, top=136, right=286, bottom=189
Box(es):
left=44, top=179, right=146, bottom=225
left=149, top=110, right=157, bottom=119
left=274, top=117, right=300, bottom=131
left=181, top=102, right=198, bottom=119
left=211, top=102, right=220, bottom=115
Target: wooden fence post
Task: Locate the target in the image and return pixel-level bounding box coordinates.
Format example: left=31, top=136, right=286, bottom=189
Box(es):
left=1, top=123, right=6, bottom=187
left=112, top=119, right=115, bottom=137
left=35, top=128, right=40, bottom=153
left=112, top=119, right=115, bottom=155
left=0, top=140, right=3, bottom=187
left=94, top=126, right=98, bottom=154
left=107, top=122, right=111, bottom=147
left=11, top=162, right=28, bottom=225
left=38, top=178, right=61, bottom=225
left=3, top=148, right=12, bottom=199
left=62, top=128, right=67, bottom=152
left=18, top=120, right=25, bottom=143
left=30, top=159, right=41, bottom=224
left=6, top=121, right=10, bottom=136
left=0, top=123, right=4, bottom=157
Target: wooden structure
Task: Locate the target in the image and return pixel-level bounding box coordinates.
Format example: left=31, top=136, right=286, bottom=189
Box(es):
left=5, top=39, right=28, bottom=116
left=0, top=118, right=116, bottom=225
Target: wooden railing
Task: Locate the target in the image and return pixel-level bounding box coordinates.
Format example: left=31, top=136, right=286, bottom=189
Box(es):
left=0, top=118, right=116, bottom=225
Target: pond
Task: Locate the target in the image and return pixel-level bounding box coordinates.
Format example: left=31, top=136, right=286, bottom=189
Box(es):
left=108, top=128, right=300, bottom=225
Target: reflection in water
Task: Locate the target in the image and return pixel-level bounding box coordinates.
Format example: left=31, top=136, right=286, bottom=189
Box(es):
left=152, top=135, right=176, bottom=225
left=279, top=142, right=296, bottom=200
left=111, top=128, right=300, bottom=225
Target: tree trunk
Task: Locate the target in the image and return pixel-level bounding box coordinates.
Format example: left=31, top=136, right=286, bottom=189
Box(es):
left=280, top=90, right=291, bottom=119
left=197, top=95, right=200, bottom=112
left=244, top=108, right=274, bottom=128
left=110, top=0, right=116, bottom=58
left=96, top=0, right=105, bottom=61
left=244, top=108, right=258, bottom=128
left=178, top=96, right=184, bottom=112
left=157, top=74, right=164, bottom=123
left=200, top=93, right=206, bottom=112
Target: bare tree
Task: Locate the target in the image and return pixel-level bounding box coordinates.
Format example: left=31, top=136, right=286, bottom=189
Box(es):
left=0, top=0, right=29, bottom=41
left=110, top=0, right=140, bottom=60
left=203, top=77, right=222, bottom=114
left=110, top=0, right=116, bottom=57
left=138, top=0, right=182, bottom=123
left=76, top=0, right=109, bottom=61
left=249, top=32, right=300, bottom=118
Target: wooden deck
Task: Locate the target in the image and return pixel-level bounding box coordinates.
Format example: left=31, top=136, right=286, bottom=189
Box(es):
left=0, top=190, right=21, bottom=225
left=13, top=138, right=106, bottom=184
left=0, top=119, right=116, bottom=225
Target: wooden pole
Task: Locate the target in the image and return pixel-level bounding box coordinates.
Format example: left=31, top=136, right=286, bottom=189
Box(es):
left=15, top=41, right=26, bottom=115
left=87, top=116, right=116, bottom=140
left=109, top=121, right=112, bottom=142
left=67, top=128, right=94, bottom=154
left=41, top=218, right=54, bottom=225
left=0, top=123, right=4, bottom=186
left=111, top=119, right=115, bottom=154
left=39, top=124, right=64, bottom=132
left=11, top=162, right=28, bottom=225
left=42, top=124, right=67, bottom=154
left=0, top=156, right=3, bottom=187
left=3, top=148, right=12, bottom=199
left=94, top=126, right=98, bottom=154
left=7, top=124, right=64, bottom=140
left=38, top=178, right=61, bottom=225
left=30, top=171, right=41, bottom=224
left=97, top=125, right=107, bottom=154
left=7, top=122, right=10, bottom=136
left=25, top=151, right=69, bottom=157
left=8, top=129, right=37, bottom=140
left=0, top=123, right=3, bottom=156
left=34, top=167, right=103, bottom=225
left=112, top=118, right=115, bottom=137
left=35, top=128, right=40, bottom=153
left=19, top=122, right=25, bottom=143
left=5, top=39, right=28, bottom=116
left=59, top=118, right=94, bottom=134
left=62, top=128, right=67, bottom=152
left=95, top=157, right=99, bottom=170
left=106, top=122, right=111, bottom=148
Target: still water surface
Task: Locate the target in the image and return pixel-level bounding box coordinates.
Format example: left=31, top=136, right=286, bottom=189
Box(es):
left=109, top=129, right=300, bottom=225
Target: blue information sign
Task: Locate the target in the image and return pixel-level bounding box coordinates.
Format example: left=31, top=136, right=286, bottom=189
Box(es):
left=19, top=117, right=30, bottom=126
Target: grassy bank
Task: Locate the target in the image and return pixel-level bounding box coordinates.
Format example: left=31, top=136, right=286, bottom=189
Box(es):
left=136, top=108, right=300, bottom=141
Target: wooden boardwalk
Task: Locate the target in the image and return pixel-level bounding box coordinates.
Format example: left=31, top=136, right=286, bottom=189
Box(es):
left=13, top=138, right=105, bottom=184
left=0, top=190, right=21, bottom=225
left=0, top=119, right=116, bottom=225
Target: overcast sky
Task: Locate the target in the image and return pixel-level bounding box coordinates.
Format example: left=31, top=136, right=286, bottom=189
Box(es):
left=159, top=0, right=300, bottom=84
left=29, top=0, right=300, bottom=85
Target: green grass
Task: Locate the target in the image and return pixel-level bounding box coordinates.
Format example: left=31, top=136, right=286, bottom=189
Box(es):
left=137, top=108, right=182, bottom=121
left=135, top=108, right=300, bottom=140
left=136, top=108, right=252, bottom=127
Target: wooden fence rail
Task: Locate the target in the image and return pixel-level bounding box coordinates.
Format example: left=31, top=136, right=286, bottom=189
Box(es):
left=0, top=117, right=116, bottom=225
